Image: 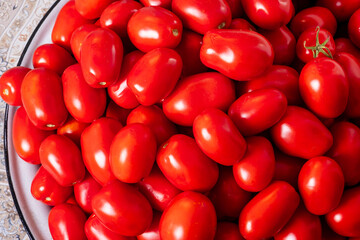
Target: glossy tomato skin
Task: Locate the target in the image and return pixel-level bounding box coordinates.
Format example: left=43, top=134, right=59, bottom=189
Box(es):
left=159, top=191, right=217, bottom=240
left=140, top=0, right=171, bottom=9
left=0, top=66, right=30, bottom=106
left=163, top=72, right=235, bottom=126
left=225, top=0, right=243, bottom=18
left=242, top=0, right=294, bottom=30
left=215, top=222, right=244, bottom=240
left=157, top=134, right=219, bottom=192
left=75, top=0, right=115, bottom=19
left=137, top=211, right=161, bottom=240
left=31, top=166, right=73, bottom=206
left=70, top=24, right=98, bottom=62
left=348, top=9, right=360, bottom=48
left=193, top=108, right=246, bottom=166
left=81, top=118, right=123, bottom=185
left=228, top=88, right=287, bottom=136
left=229, top=18, right=256, bottom=31
left=273, top=151, right=305, bottom=188
left=21, top=68, right=68, bottom=130
left=57, top=116, right=90, bottom=147
left=12, top=107, right=54, bottom=164
left=208, top=166, right=252, bottom=219
left=271, top=106, right=333, bottom=159
left=317, top=0, right=360, bottom=22
left=335, top=38, right=360, bottom=60
left=172, top=0, right=231, bottom=34
left=239, top=181, right=300, bottom=239
left=81, top=28, right=123, bottom=88
left=105, top=101, right=132, bottom=126
left=48, top=203, right=87, bottom=240
left=92, top=181, right=153, bottom=236
left=127, top=48, right=182, bottom=106
left=201, top=29, right=274, bottom=81
left=299, top=58, right=348, bottom=118
left=74, top=173, right=102, bottom=214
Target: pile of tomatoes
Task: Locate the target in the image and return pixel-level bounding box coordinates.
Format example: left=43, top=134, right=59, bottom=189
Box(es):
left=2, top=0, right=360, bottom=239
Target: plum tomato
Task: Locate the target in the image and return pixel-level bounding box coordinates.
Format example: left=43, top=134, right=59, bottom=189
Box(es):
left=225, top=0, right=243, bottom=18
left=140, top=0, right=171, bottom=9
left=317, top=0, right=360, bottom=22
left=348, top=8, right=360, bottom=48
left=74, top=172, right=102, bottom=214
left=57, top=116, right=90, bottom=147
left=215, top=222, right=245, bottom=240
left=335, top=38, right=360, bottom=60
left=75, top=0, right=116, bottom=19
left=70, top=24, right=98, bottom=62
left=105, top=101, right=132, bottom=126
left=273, top=151, right=305, bottom=188
left=137, top=211, right=161, bottom=240
left=229, top=18, right=256, bottom=31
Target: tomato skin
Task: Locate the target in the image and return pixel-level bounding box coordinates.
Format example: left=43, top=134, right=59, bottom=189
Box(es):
left=225, top=0, right=243, bottom=18
left=317, top=0, right=360, bottom=22
left=157, top=134, right=219, bottom=192
left=81, top=118, right=123, bottom=185
left=299, top=58, right=349, bottom=118
left=273, top=151, right=305, bottom=188
left=74, top=173, right=102, bottom=214
left=0, top=66, right=30, bottom=106
left=21, top=68, right=68, bottom=130
left=228, top=88, right=287, bottom=136
left=70, top=24, right=98, bottom=62
left=159, top=191, right=217, bottom=240
left=48, top=203, right=87, bottom=240
left=322, top=220, right=347, bottom=240
left=326, top=186, right=360, bottom=237
left=348, top=9, right=360, bottom=48
left=137, top=211, right=161, bottom=240
left=335, top=38, right=360, bottom=60
left=239, top=181, right=300, bottom=239
left=271, top=106, right=333, bottom=159
left=127, top=48, right=182, bottom=106
left=193, top=108, right=246, bottom=166
left=31, top=166, right=73, bottom=206
left=327, top=121, right=360, bottom=186
left=208, top=166, right=252, bottom=219
left=242, top=0, right=294, bottom=30
left=57, top=116, right=90, bottom=147
left=127, top=7, right=183, bottom=52
left=75, top=0, right=115, bottom=19
left=229, top=18, right=256, bottom=31
left=81, top=28, right=123, bottom=88
left=92, top=181, right=153, bottom=236
left=172, top=0, right=231, bottom=34
left=105, top=101, right=132, bottom=126
left=140, top=0, right=171, bottom=9
left=215, top=222, right=244, bottom=240
left=163, top=72, right=235, bottom=126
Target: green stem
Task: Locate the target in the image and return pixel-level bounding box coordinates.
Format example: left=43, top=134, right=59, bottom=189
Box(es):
left=303, top=26, right=333, bottom=59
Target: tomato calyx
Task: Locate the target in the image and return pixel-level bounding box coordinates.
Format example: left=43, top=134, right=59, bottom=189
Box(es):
left=172, top=29, right=179, bottom=37
left=218, top=22, right=226, bottom=29
left=303, top=26, right=333, bottom=59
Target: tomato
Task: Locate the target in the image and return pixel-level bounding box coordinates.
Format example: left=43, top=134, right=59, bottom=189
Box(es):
left=273, top=151, right=305, bottom=188
left=241, top=0, right=294, bottom=30
left=81, top=118, right=123, bottom=185
left=57, top=116, right=90, bottom=147
left=127, top=105, right=177, bottom=145
left=127, top=48, right=182, bottom=106
left=172, top=0, right=231, bottom=34
left=140, top=0, right=171, bottom=9
left=127, top=7, right=182, bottom=52
left=157, top=134, right=219, bottom=192
left=201, top=29, right=274, bottom=81
left=48, top=203, right=87, bottom=240
left=75, top=0, right=115, bottom=19
left=0, top=66, right=30, bottom=106
left=208, top=166, right=252, bottom=219
left=105, top=101, right=132, bottom=126
left=92, top=181, right=153, bottom=236
left=31, top=166, right=73, bottom=206
left=193, top=108, right=246, bottom=166
left=299, top=57, right=349, bottom=118
left=274, top=204, right=321, bottom=240
left=163, top=72, right=235, bottom=126
left=228, top=88, right=287, bottom=136
left=81, top=28, right=123, bottom=88
left=214, top=222, right=244, bottom=240
left=327, top=121, right=360, bottom=186
left=74, top=173, right=102, bottom=214
left=70, top=24, right=98, bottom=62
left=225, top=0, right=243, bottom=18
left=348, top=9, right=360, bottom=48
left=137, top=211, right=161, bottom=240
left=229, top=18, right=256, bottom=31
left=335, top=38, right=360, bottom=60
left=322, top=220, right=347, bottom=240
left=159, top=191, right=217, bottom=240
left=21, top=68, right=68, bottom=130
left=52, top=0, right=94, bottom=50
left=317, top=0, right=360, bottom=22
left=290, top=6, right=337, bottom=38
left=271, top=106, right=333, bottom=159
left=233, top=136, right=275, bottom=192
left=326, top=186, right=360, bottom=237
left=239, top=181, right=300, bottom=239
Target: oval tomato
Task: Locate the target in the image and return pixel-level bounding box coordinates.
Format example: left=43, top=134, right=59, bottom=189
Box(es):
left=140, top=0, right=171, bottom=9
left=70, top=24, right=98, bottom=62
left=317, top=0, right=360, bottom=22
left=215, top=222, right=244, bottom=240
left=105, top=101, right=132, bottom=126
left=74, top=173, right=102, bottom=214
left=57, top=116, right=90, bottom=147
left=335, top=38, right=360, bottom=60
left=75, top=0, right=115, bottom=19
left=273, top=151, right=305, bottom=188
left=137, top=211, right=161, bottom=240
left=225, top=0, right=243, bottom=18
left=348, top=8, right=360, bottom=48
left=230, top=18, right=256, bottom=31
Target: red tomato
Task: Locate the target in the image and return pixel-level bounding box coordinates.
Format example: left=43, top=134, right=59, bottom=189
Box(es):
left=322, top=220, right=347, bottom=240
left=140, top=0, right=171, bottom=9
left=225, top=0, right=243, bottom=18
left=317, top=0, right=360, bottom=22
left=92, top=181, right=153, bottom=236
left=75, top=0, right=115, bottom=19
left=233, top=136, right=275, bottom=192
left=201, top=29, right=274, bottom=81
left=52, top=0, right=94, bottom=50
left=299, top=58, right=349, bottom=118
left=193, top=108, right=246, bottom=166
left=348, top=9, right=360, bottom=48
left=74, top=173, right=102, bottom=214
left=157, top=134, right=219, bottom=192
left=12, top=107, right=54, bottom=164
left=57, top=116, right=90, bottom=147
left=70, top=24, right=98, bottom=62
left=273, top=151, right=305, bottom=188
left=159, top=191, right=217, bottom=240
left=127, top=7, right=183, bottom=52
left=105, top=101, right=132, bottom=126
left=21, top=68, right=68, bottom=130
left=48, top=203, right=87, bottom=240
left=81, top=118, right=123, bottom=185
left=335, top=38, right=360, bottom=60
left=208, top=166, right=252, bottom=219
left=215, top=222, right=245, bottom=240
left=327, top=121, right=360, bottom=186
left=163, top=72, right=235, bottom=126
left=81, top=28, right=123, bottom=88
left=31, top=166, right=73, bottom=206
left=298, top=156, right=344, bottom=215
left=229, top=18, right=256, bottom=31
left=228, top=88, right=287, bottom=136
left=172, top=0, right=231, bottom=34
left=326, top=186, right=360, bottom=237
left=0, top=66, right=30, bottom=106
left=271, top=106, right=333, bottom=159
left=239, top=181, right=300, bottom=239
left=137, top=211, right=161, bottom=240
left=241, top=0, right=294, bottom=30
left=127, top=48, right=182, bottom=106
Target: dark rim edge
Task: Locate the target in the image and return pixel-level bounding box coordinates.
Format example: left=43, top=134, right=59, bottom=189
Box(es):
left=4, top=1, right=61, bottom=239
